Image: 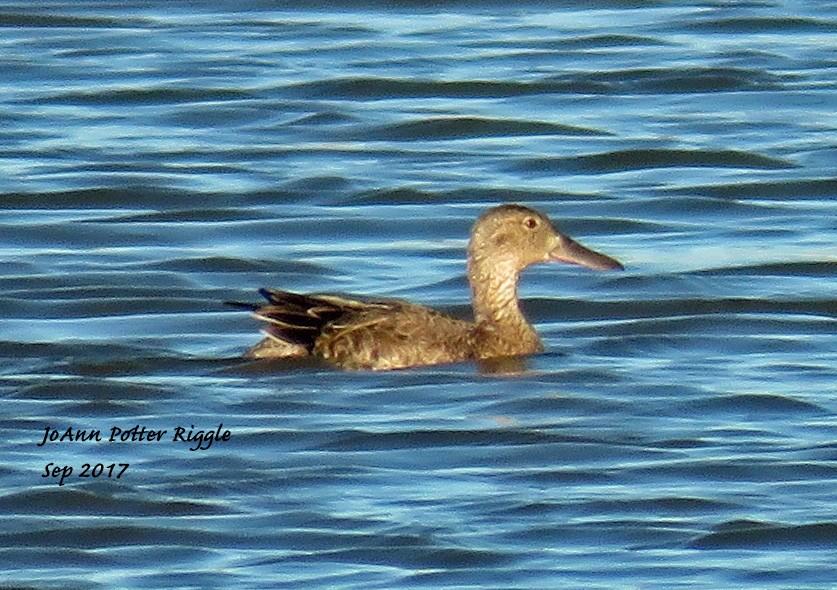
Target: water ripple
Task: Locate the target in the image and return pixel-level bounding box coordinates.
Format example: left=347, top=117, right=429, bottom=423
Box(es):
left=1, top=2, right=835, bottom=589
left=512, top=148, right=796, bottom=174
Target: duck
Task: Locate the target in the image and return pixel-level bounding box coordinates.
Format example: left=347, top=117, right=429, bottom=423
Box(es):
left=229, top=204, right=623, bottom=371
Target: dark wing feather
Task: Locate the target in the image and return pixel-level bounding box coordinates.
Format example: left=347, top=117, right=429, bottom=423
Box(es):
left=229, top=288, right=400, bottom=353
left=259, top=287, right=315, bottom=310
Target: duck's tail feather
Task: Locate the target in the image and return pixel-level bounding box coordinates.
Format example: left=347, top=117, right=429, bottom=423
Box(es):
left=224, top=299, right=260, bottom=312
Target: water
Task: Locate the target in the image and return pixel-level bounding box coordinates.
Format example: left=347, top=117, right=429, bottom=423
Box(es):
left=1, top=1, right=835, bottom=588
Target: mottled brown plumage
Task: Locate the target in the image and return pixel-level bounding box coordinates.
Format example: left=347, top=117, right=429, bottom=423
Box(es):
left=230, top=204, right=623, bottom=370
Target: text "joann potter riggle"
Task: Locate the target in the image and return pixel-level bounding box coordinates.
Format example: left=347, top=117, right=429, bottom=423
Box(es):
left=37, top=424, right=231, bottom=451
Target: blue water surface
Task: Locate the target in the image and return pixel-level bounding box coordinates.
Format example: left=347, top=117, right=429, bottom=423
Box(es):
left=0, top=1, right=835, bottom=588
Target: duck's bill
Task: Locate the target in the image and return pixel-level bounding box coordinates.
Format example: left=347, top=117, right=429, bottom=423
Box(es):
left=550, top=236, right=624, bottom=271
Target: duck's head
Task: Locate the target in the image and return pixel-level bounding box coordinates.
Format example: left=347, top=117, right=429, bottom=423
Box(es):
left=468, top=204, right=624, bottom=272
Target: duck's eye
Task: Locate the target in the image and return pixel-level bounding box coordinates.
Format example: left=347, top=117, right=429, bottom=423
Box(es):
left=523, top=217, right=539, bottom=229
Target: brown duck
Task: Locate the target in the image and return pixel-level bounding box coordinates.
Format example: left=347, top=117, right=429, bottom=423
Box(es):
left=230, top=204, right=623, bottom=370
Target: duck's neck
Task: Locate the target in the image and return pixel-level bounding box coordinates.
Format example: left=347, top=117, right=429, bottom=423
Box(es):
left=467, top=253, right=539, bottom=346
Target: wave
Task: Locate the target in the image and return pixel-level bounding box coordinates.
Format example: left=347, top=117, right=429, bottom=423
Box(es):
left=282, top=67, right=784, bottom=101
left=510, top=148, right=795, bottom=174
left=353, top=116, right=611, bottom=141
left=690, top=520, right=837, bottom=549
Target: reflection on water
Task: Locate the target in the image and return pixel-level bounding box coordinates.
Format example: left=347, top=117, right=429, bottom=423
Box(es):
left=477, top=356, right=531, bottom=376
left=1, top=1, right=835, bottom=588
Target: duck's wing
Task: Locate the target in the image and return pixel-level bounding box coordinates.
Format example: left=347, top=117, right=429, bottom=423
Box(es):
left=229, top=288, right=475, bottom=369
left=228, top=288, right=399, bottom=356
left=315, top=301, right=477, bottom=370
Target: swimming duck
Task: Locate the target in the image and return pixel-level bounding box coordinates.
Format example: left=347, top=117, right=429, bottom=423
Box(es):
left=230, top=204, right=623, bottom=370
